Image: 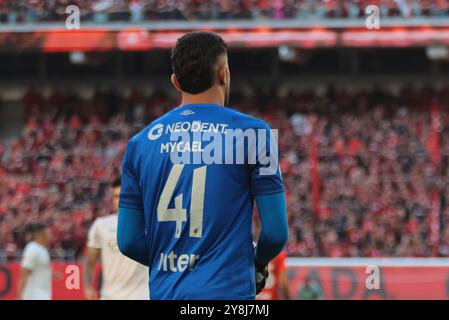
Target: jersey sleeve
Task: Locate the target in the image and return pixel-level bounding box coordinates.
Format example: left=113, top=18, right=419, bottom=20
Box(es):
left=119, top=139, right=144, bottom=210
left=249, top=120, right=284, bottom=195
left=87, top=219, right=102, bottom=249
left=21, top=244, right=38, bottom=271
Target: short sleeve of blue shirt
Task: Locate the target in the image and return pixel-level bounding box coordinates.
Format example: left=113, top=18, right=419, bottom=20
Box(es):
left=248, top=120, right=284, bottom=195
left=119, top=138, right=144, bottom=210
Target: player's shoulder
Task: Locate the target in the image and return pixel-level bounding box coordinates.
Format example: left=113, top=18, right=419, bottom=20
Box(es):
left=225, top=108, right=271, bottom=131
left=92, top=214, right=117, bottom=228
left=23, top=241, right=36, bottom=253
left=23, top=241, right=43, bottom=255
left=125, top=106, right=271, bottom=147
left=126, top=110, right=175, bottom=147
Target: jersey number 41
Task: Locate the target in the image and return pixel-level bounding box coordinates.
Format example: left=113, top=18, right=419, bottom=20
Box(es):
left=157, top=164, right=207, bottom=239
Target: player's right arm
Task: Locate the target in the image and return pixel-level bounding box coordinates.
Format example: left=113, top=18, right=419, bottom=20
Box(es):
left=84, top=220, right=101, bottom=300
left=254, top=193, right=288, bottom=267
left=254, top=192, right=288, bottom=293
left=249, top=119, right=289, bottom=293
left=17, top=244, right=36, bottom=300
left=83, top=248, right=100, bottom=300
left=16, top=267, right=31, bottom=300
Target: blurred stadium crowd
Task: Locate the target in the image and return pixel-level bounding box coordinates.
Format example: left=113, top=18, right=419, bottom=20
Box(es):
left=1, top=86, right=449, bottom=259
left=0, top=0, right=448, bottom=23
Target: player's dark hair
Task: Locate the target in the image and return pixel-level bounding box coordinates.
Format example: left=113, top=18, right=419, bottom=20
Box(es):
left=27, top=223, right=47, bottom=236
left=112, top=177, right=121, bottom=188
left=171, top=32, right=228, bottom=94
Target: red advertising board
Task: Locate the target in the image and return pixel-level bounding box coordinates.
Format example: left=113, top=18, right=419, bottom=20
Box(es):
left=1, top=262, right=448, bottom=299
left=287, top=266, right=449, bottom=300
left=0, top=262, right=91, bottom=300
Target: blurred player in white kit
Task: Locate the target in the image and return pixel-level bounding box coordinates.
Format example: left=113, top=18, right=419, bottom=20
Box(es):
left=83, top=178, right=149, bottom=300
left=17, top=224, right=52, bottom=300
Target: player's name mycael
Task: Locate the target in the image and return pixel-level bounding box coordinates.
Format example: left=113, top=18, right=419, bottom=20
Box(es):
left=148, top=120, right=280, bottom=175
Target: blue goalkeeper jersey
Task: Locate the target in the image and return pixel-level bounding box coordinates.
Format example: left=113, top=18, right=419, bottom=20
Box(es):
left=119, top=103, right=284, bottom=300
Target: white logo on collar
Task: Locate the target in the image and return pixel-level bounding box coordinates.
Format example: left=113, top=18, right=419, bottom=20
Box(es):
left=180, top=109, right=195, bottom=116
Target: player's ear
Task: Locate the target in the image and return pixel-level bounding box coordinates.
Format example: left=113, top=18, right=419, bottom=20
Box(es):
left=171, top=74, right=182, bottom=92
left=218, top=65, right=228, bottom=86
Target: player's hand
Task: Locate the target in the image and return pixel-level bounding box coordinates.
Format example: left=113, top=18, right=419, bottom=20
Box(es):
left=255, top=263, right=269, bottom=295
left=84, top=287, right=98, bottom=300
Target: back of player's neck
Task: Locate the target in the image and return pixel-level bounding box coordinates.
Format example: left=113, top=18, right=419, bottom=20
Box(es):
left=180, top=100, right=224, bottom=107
left=180, top=93, right=224, bottom=107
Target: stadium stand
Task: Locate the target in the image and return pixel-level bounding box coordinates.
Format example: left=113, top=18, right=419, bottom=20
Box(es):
left=0, top=0, right=448, bottom=24
left=1, top=86, right=449, bottom=259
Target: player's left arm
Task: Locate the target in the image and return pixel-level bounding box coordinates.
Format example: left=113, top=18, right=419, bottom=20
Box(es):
left=117, top=207, right=149, bottom=266
left=117, top=139, right=149, bottom=267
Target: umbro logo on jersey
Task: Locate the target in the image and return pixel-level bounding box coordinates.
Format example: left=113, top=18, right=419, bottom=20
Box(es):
left=180, top=109, right=195, bottom=116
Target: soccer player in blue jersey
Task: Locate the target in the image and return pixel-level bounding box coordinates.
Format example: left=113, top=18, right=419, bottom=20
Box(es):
left=117, top=31, right=288, bottom=300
